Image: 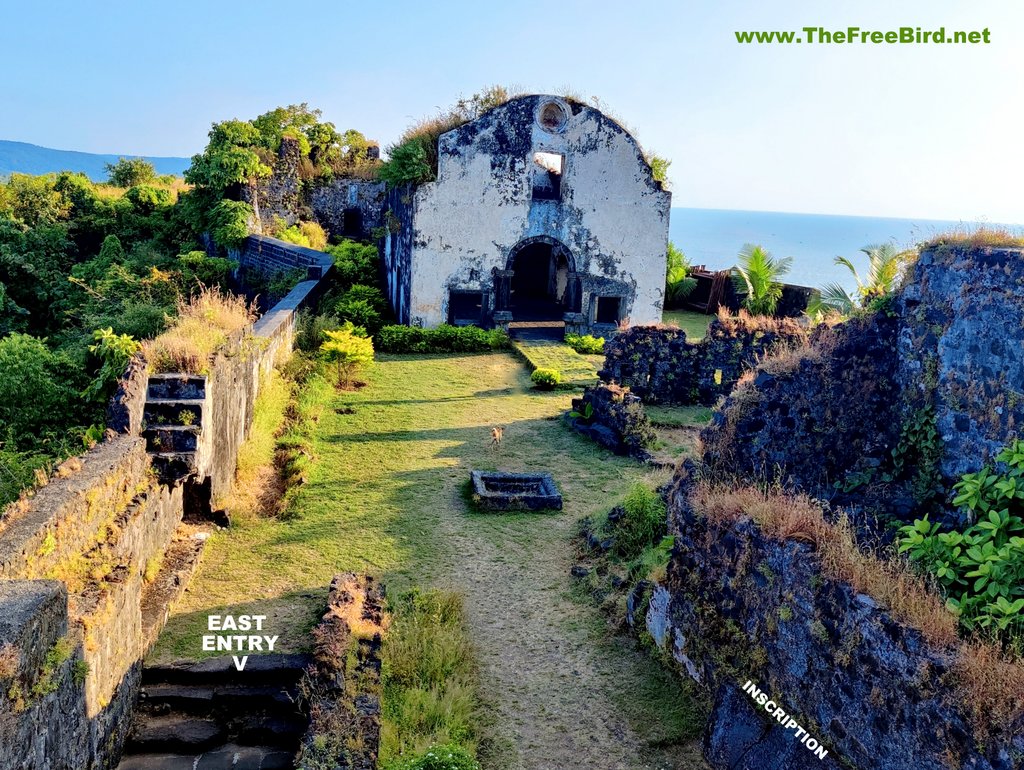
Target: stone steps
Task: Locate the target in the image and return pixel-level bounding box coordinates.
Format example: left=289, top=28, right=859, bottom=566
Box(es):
left=117, top=655, right=311, bottom=770
left=143, top=398, right=206, bottom=428
left=147, top=374, right=207, bottom=401
left=144, top=425, right=201, bottom=453
left=117, top=743, right=294, bottom=770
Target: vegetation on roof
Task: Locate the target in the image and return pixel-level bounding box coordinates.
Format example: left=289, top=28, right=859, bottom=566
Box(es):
left=377, top=86, right=672, bottom=188
left=920, top=225, right=1024, bottom=250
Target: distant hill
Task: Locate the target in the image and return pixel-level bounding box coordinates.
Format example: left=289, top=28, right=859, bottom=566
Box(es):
left=0, top=140, right=191, bottom=181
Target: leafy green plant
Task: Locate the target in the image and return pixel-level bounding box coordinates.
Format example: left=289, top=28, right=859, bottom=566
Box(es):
left=888, top=405, right=943, bottom=504
left=82, top=327, right=141, bottom=401
left=664, top=242, right=696, bottom=306
left=564, top=333, right=605, bottom=355
left=568, top=402, right=594, bottom=422
left=899, top=439, right=1024, bottom=645
left=530, top=368, right=561, bottom=390
left=612, top=483, right=667, bottom=560
left=320, top=322, right=374, bottom=388
left=731, top=244, right=792, bottom=316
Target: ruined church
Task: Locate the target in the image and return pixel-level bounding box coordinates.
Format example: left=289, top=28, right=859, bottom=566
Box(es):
left=382, top=94, right=671, bottom=335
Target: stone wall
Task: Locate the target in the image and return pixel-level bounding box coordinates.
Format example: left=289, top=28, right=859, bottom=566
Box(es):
left=241, top=137, right=385, bottom=241
left=0, top=239, right=330, bottom=769
left=309, top=178, right=386, bottom=240
left=382, top=185, right=415, bottom=325
left=701, top=313, right=903, bottom=506
left=566, top=383, right=656, bottom=460
left=895, top=245, right=1024, bottom=480
left=643, top=472, right=1024, bottom=770
left=701, top=245, right=1024, bottom=523
left=236, top=234, right=334, bottom=280
left=600, top=313, right=807, bottom=406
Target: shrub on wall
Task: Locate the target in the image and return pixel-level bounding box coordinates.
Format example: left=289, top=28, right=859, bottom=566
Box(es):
left=899, top=438, right=1024, bottom=647
left=376, top=325, right=510, bottom=354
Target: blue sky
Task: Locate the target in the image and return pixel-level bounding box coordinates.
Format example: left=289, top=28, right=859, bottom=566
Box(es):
left=1, top=0, right=1021, bottom=221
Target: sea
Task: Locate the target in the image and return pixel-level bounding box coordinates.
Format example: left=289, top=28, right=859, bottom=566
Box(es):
left=668, top=208, right=1024, bottom=294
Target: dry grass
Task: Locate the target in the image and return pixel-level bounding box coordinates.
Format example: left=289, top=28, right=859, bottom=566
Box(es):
left=143, top=288, right=255, bottom=374
left=714, top=307, right=806, bottom=337
left=951, top=641, right=1024, bottom=736
left=692, top=483, right=959, bottom=647
left=692, top=483, right=1024, bottom=735
left=0, top=644, right=19, bottom=680
left=920, top=225, right=1024, bottom=250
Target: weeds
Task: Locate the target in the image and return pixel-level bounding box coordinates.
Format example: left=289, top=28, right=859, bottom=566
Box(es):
left=143, top=288, right=255, bottom=374
left=380, top=589, right=479, bottom=765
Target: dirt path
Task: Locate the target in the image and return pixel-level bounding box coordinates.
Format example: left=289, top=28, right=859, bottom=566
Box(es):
left=440, top=513, right=705, bottom=770
left=429, top=367, right=707, bottom=770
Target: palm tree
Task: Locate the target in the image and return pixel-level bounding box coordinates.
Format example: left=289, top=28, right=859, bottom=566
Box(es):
left=812, top=243, right=911, bottom=316
left=732, top=244, right=793, bottom=316
left=665, top=242, right=697, bottom=306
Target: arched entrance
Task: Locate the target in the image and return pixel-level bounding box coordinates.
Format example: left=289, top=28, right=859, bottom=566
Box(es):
left=506, top=237, right=575, bottom=321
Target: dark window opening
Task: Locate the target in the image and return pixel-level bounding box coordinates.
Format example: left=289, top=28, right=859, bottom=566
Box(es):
left=341, top=207, right=363, bottom=237
left=449, top=291, right=484, bottom=325
left=531, top=152, right=563, bottom=201
left=595, top=296, right=622, bottom=324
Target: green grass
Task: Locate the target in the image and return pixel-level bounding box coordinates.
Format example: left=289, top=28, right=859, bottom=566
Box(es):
left=661, top=310, right=714, bottom=341
left=151, top=350, right=706, bottom=768
left=511, top=339, right=600, bottom=387
left=381, top=589, right=479, bottom=765
left=645, top=405, right=715, bottom=428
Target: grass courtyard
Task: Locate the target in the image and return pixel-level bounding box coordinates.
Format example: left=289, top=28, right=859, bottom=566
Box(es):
left=152, top=351, right=707, bottom=770
left=662, top=309, right=714, bottom=340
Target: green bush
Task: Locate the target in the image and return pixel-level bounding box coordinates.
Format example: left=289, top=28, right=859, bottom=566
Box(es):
left=295, top=311, right=342, bottom=353
left=530, top=368, right=561, bottom=389
left=899, top=438, right=1024, bottom=646
left=376, top=325, right=509, bottom=354
left=388, top=745, right=481, bottom=770
left=564, top=333, right=605, bottom=355
left=319, top=322, right=374, bottom=388
left=0, top=334, right=84, bottom=450
left=613, top=483, right=668, bottom=560
left=82, top=327, right=140, bottom=401
left=334, top=284, right=388, bottom=333
left=326, top=240, right=379, bottom=288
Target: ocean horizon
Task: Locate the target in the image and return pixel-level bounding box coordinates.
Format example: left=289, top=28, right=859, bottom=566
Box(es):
left=669, top=207, right=1024, bottom=294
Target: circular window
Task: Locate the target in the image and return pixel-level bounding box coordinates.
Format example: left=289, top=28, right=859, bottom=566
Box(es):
left=538, top=101, right=568, bottom=133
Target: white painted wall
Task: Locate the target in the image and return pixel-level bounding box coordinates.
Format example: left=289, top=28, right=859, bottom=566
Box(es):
left=406, top=95, right=671, bottom=328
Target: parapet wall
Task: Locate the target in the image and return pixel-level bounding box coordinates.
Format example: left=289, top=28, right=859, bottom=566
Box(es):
left=0, top=239, right=330, bottom=769
left=237, top=234, right=334, bottom=280
left=644, top=472, right=1024, bottom=770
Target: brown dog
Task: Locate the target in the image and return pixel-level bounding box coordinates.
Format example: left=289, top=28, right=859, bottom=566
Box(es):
left=490, top=427, right=504, bottom=447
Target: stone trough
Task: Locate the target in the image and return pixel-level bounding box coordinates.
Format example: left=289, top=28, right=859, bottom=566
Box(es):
left=469, top=471, right=563, bottom=512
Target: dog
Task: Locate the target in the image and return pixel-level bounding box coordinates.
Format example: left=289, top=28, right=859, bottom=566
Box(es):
left=490, top=427, right=504, bottom=448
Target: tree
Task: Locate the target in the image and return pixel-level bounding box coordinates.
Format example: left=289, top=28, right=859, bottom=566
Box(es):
left=105, top=157, right=157, bottom=188
left=732, top=244, right=792, bottom=316
left=812, top=243, right=912, bottom=316
left=320, top=322, right=374, bottom=388
left=0, top=334, right=82, bottom=449
left=664, top=242, right=696, bottom=306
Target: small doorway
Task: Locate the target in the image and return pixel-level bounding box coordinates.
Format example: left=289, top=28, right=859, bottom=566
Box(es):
left=508, top=240, right=571, bottom=322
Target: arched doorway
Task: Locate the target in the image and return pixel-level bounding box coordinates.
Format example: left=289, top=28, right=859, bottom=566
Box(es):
left=506, top=238, right=575, bottom=322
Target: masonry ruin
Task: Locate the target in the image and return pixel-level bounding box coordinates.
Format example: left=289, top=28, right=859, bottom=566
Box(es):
left=382, top=95, right=671, bottom=335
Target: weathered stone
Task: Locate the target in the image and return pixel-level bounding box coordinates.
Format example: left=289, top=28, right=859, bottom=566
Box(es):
left=383, top=94, right=670, bottom=332
left=649, top=481, right=1024, bottom=770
